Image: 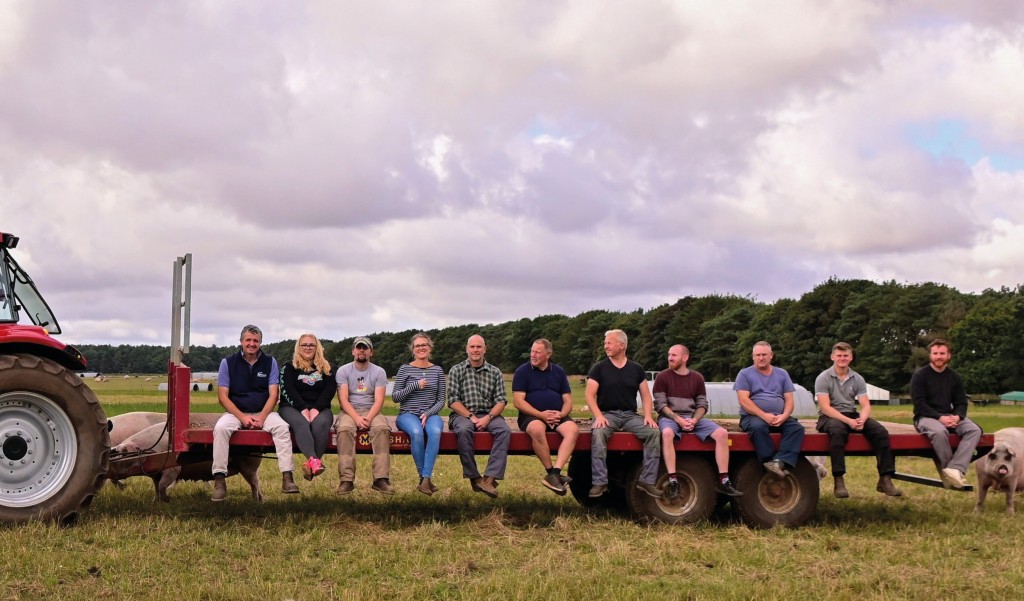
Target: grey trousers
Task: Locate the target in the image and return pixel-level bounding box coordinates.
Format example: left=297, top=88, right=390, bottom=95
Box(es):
left=591, top=410, right=661, bottom=486
left=278, top=404, right=333, bottom=460
left=914, top=416, right=983, bottom=474
left=449, top=413, right=511, bottom=480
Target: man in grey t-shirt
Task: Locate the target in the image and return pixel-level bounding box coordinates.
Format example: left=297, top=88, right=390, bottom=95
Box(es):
left=335, top=336, right=393, bottom=495
left=814, top=342, right=900, bottom=498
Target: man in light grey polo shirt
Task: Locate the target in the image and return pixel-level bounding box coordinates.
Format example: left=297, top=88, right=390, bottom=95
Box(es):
left=335, top=336, right=393, bottom=495
left=814, top=342, right=900, bottom=498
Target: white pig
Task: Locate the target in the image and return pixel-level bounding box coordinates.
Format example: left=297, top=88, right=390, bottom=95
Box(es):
left=974, top=427, right=1024, bottom=516
left=110, top=418, right=263, bottom=502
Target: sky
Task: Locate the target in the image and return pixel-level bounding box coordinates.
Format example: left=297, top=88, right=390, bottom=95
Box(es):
left=2, top=1, right=1023, bottom=347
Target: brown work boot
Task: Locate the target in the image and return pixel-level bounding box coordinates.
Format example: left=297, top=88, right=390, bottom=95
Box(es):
left=471, top=477, right=498, bottom=498
left=876, top=475, right=902, bottom=497
left=833, top=476, right=849, bottom=499
left=211, top=474, right=227, bottom=502
left=636, top=481, right=664, bottom=499
left=371, top=478, right=395, bottom=495
left=417, top=477, right=434, bottom=496
left=281, top=471, right=300, bottom=494
left=336, top=481, right=354, bottom=495
left=482, top=475, right=499, bottom=489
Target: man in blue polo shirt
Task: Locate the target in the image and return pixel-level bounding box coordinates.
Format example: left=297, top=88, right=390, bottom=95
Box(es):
left=211, top=324, right=299, bottom=501
left=734, top=341, right=805, bottom=478
left=512, top=339, right=580, bottom=495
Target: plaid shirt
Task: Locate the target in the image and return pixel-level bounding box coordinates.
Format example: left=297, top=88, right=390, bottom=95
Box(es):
left=447, top=359, right=506, bottom=414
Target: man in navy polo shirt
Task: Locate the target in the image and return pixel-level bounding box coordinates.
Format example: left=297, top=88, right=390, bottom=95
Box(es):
left=512, top=339, right=580, bottom=495
left=211, top=324, right=299, bottom=501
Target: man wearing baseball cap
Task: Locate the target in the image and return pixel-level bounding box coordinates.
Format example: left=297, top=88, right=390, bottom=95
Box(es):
left=335, top=336, right=393, bottom=494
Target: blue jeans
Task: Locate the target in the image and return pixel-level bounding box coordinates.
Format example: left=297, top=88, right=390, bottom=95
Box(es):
left=740, top=414, right=805, bottom=468
left=397, top=413, right=443, bottom=478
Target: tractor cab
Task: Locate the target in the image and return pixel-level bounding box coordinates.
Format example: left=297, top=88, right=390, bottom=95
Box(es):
left=0, top=231, right=61, bottom=334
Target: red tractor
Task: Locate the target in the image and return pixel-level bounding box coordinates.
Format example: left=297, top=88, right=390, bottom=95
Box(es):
left=0, top=230, right=110, bottom=524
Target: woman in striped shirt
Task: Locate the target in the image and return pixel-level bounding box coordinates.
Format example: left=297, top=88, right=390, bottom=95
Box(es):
left=392, top=332, right=446, bottom=495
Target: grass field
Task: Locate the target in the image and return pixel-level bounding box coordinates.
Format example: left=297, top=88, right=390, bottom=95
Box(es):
left=2, top=376, right=1024, bottom=600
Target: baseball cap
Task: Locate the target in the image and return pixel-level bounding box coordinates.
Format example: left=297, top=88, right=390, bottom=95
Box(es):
left=353, top=336, right=373, bottom=349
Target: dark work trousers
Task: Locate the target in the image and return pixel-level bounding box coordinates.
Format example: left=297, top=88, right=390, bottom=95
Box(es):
left=816, top=413, right=895, bottom=477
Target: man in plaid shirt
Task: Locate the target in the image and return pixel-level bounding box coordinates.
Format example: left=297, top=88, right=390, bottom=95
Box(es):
left=448, top=334, right=510, bottom=498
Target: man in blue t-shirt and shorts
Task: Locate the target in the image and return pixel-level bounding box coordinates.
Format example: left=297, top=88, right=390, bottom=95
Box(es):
left=734, top=340, right=805, bottom=478
left=512, top=339, right=580, bottom=496
left=585, top=329, right=662, bottom=499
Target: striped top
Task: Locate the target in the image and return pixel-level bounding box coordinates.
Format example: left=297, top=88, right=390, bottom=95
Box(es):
left=392, top=363, right=446, bottom=417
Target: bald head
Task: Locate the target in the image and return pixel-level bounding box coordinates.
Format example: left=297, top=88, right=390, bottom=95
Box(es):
left=667, top=344, right=690, bottom=371
left=466, top=334, right=487, bottom=367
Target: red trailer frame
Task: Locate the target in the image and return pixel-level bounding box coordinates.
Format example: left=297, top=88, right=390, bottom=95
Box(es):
left=107, top=253, right=995, bottom=528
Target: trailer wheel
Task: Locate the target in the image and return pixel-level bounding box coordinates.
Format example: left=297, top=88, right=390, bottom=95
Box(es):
left=0, top=354, right=110, bottom=524
left=732, top=455, right=819, bottom=528
left=630, top=454, right=717, bottom=524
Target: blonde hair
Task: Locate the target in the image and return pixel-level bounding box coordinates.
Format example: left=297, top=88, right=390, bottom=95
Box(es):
left=292, top=333, right=331, bottom=375
left=605, top=329, right=628, bottom=346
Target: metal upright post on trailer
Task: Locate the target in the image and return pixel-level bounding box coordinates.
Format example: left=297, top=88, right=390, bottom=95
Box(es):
left=168, top=253, right=193, bottom=453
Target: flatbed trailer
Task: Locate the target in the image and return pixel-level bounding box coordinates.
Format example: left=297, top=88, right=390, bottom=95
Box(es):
left=106, top=355, right=993, bottom=528
left=106, top=253, right=995, bottom=529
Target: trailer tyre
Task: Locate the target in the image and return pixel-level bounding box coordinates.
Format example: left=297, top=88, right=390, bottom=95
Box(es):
left=0, top=354, right=110, bottom=525
left=733, top=455, right=819, bottom=528
left=632, top=454, right=717, bottom=524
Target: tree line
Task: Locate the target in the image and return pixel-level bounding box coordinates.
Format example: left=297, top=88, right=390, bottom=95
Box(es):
left=74, top=279, right=1024, bottom=394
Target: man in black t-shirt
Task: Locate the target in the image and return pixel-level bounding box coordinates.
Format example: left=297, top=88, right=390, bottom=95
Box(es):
left=585, top=329, right=661, bottom=499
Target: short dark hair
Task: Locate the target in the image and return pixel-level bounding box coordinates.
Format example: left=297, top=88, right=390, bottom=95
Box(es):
left=928, top=338, right=951, bottom=352
left=240, top=325, right=262, bottom=340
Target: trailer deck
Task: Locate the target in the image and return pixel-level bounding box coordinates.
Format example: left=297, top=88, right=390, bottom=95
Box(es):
left=116, top=413, right=991, bottom=474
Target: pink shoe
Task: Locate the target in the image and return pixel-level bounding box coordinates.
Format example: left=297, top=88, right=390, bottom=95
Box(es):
left=301, top=458, right=314, bottom=481
left=310, top=457, right=325, bottom=478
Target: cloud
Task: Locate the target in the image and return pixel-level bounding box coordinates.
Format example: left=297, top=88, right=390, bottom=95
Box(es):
left=1, top=0, right=1022, bottom=346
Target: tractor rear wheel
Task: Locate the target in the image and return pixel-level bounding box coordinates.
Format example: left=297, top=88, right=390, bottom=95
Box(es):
left=0, top=354, right=109, bottom=524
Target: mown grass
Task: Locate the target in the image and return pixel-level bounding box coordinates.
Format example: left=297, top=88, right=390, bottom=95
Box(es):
left=3, top=376, right=1023, bottom=600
